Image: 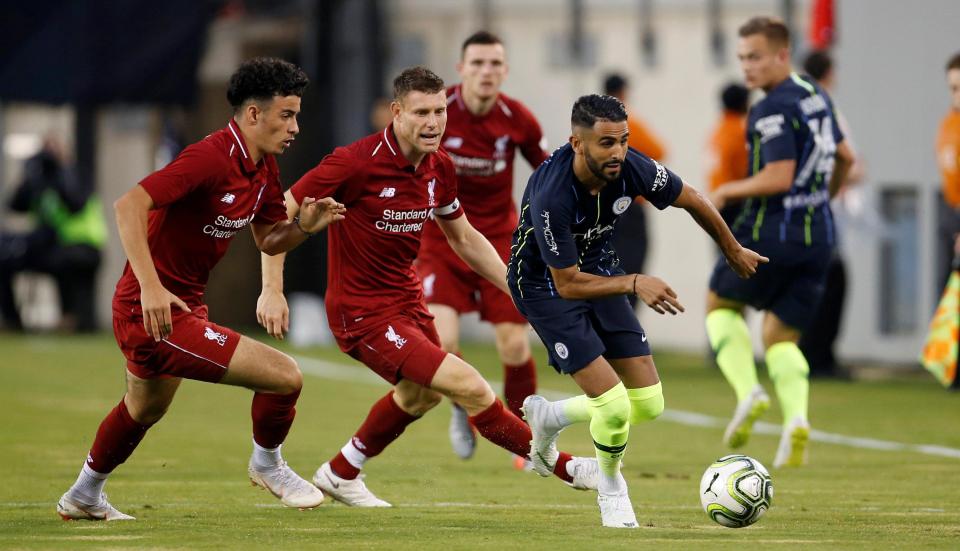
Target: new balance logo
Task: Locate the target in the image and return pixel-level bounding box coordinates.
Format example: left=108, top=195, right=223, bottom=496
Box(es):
left=204, top=326, right=228, bottom=346
left=385, top=325, right=407, bottom=349
left=379, top=187, right=396, bottom=198
left=221, top=193, right=236, bottom=204
left=351, top=436, right=367, bottom=451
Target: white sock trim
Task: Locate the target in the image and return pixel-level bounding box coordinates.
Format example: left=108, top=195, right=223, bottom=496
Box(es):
left=340, top=439, right=368, bottom=470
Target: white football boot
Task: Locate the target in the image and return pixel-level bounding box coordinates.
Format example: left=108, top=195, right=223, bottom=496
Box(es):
left=449, top=403, right=477, bottom=460
left=57, top=492, right=135, bottom=521
left=565, top=456, right=600, bottom=491
left=598, top=483, right=639, bottom=529
left=249, top=460, right=324, bottom=509
left=723, top=385, right=771, bottom=449
left=312, top=462, right=391, bottom=507
left=773, top=416, right=810, bottom=468
left=521, top=395, right=562, bottom=477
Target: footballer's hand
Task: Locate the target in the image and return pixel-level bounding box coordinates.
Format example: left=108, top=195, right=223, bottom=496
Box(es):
left=298, top=196, right=346, bottom=234
left=140, top=282, right=190, bottom=342
left=634, top=275, right=685, bottom=315
left=257, top=287, right=289, bottom=340
left=723, top=246, right=769, bottom=279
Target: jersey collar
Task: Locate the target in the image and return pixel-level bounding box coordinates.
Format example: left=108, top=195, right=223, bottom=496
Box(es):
left=382, top=124, right=418, bottom=171
left=227, top=119, right=260, bottom=174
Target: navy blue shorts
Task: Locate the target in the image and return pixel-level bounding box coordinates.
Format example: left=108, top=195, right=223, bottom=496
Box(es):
left=709, top=238, right=831, bottom=331
left=513, top=294, right=651, bottom=375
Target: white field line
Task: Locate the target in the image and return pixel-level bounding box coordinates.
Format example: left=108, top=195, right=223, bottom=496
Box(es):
left=294, top=354, right=960, bottom=461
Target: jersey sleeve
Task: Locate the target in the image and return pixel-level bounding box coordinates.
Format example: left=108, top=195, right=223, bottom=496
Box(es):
left=530, top=186, right=578, bottom=269
left=434, top=155, right=464, bottom=220
left=252, top=157, right=287, bottom=225
left=751, top=100, right=796, bottom=163
left=138, top=142, right=224, bottom=208
left=290, top=145, right=357, bottom=205
left=625, top=149, right=684, bottom=210
left=516, top=102, right=550, bottom=168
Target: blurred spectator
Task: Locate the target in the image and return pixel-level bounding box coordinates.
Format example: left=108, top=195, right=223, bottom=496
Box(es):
left=0, top=136, right=107, bottom=332
left=604, top=73, right=667, bottom=308
left=798, top=50, right=863, bottom=377
left=705, top=82, right=750, bottom=227
left=369, top=97, right=393, bottom=132
left=937, top=52, right=960, bottom=292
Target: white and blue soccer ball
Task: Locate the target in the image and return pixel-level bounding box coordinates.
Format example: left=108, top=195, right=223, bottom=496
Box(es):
left=699, top=454, right=773, bottom=528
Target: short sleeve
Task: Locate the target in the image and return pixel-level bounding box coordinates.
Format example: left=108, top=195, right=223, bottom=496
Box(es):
left=624, top=149, right=683, bottom=210
left=434, top=155, right=464, bottom=220
left=139, top=142, right=223, bottom=208
left=290, top=145, right=357, bottom=205
left=252, top=158, right=287, bottom=225
left=751, top=101, right=796, bottom=163
left=530, top=187, right=578, bottom=269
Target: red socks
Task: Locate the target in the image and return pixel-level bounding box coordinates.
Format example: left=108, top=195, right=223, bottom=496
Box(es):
left=251, top=389, right=301, bottom=449
left=503, top=358, right=537, bottom=419
left=330, top=391, right=419, bottom=479
left=469, top=399, right=574, bottom=483
left=86, top=398, right=152, bottom=474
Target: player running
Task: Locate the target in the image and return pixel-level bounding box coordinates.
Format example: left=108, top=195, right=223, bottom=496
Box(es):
left=258, top=66, right=598, bottom=507
left=416, top=31, right=549, bottom=462
left=705, top=17, right=855, bottom=468
left=513, top=94, right=765, bottom=527
left=56, top=58, right=346, bottom=521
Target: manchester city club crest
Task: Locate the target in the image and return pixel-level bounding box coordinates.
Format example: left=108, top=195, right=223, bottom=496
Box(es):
left=613, top=196, right=632, bottom=215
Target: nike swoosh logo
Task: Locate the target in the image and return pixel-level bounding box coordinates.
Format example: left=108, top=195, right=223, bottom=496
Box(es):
left=325, top=472, right=340, bottom=489
left=641, top=334, right=647, bottom=342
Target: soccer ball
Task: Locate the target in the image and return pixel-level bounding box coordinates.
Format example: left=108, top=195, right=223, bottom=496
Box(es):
left=699, top=454, right=773, bottom=528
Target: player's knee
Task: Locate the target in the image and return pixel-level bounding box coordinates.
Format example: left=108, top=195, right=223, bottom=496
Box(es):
left=274, top=354, right=303, bottom=395
left=395, top=388, right=442, bottom=416
left=628, top=383, right=664, bottom=424
left=453, top=371, right=495, bottom=410
left=496, top=331, right=529, bottom=365
left=589, top=385, right=631, bottom=432
left=765, top=342, right=809, bottom=379
left=129, top=399, right=171, bottom=425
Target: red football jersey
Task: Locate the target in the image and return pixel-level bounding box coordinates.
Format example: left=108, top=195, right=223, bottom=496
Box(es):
left=112, top=120, right=287, bottom=317
left=290, top=125, right=464, bottom=334
left=421, top=84, right=548, bottom=243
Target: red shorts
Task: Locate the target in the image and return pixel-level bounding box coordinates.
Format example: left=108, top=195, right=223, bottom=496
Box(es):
left=416, top=233, right=526, bottom=324
left=334, top=308, right=448, bottom=387
left=113, top=305, right=241, bottom=383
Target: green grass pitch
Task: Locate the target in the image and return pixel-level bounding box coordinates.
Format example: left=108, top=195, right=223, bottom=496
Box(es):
left=2, top=333, right=959, bottom=549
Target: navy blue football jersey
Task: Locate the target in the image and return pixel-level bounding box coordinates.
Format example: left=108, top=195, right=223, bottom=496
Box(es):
left=732, top=72, right=845, bottom=246
left=507, top=143, right=683, bottom=300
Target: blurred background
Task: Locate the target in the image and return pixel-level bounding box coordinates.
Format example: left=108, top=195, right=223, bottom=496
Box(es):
left=1, top=0, right=957, bottom=371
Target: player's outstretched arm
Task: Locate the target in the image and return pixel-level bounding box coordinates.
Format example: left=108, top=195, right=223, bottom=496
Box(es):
left=672, top=183, right=768, bottom=279
left=549, top=264, right=684, bottom=314
left=436, top=215, right=509, bottom=294
left=253, top=194, right=345, bottom=257
left=707, top=159, right=795, bottom=211
left=114, top=185, right=190, bottom=342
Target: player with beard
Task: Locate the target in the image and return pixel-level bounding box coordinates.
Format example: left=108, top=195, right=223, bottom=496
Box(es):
left=512, top=94, right=765, bottom=527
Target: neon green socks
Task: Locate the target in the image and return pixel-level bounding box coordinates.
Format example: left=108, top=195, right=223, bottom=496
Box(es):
left=587, top=383, right=631, bottom=492
left=706, top=309, right=758, bottom=403
left=766, top=342, right=809, bottom=425
left=627, top=382, right=664, bottom=424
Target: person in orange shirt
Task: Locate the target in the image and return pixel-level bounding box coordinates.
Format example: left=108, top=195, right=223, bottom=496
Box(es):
left=603, top=73, right=667, bottom=308
left=706, top=83, right=750, bottom=227
left=937, top=52, right=960, bottom=292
